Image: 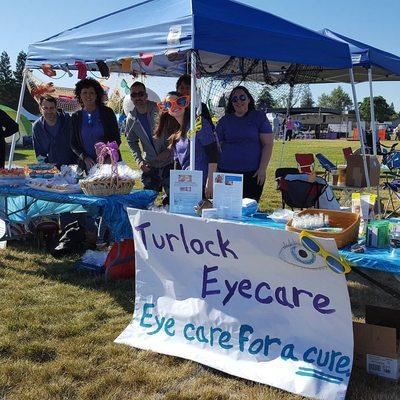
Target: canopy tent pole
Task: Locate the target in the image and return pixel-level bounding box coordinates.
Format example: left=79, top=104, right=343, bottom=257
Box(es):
left=8, top=70, right=28, bottom=169
left=278, top=84, right=294, bottom=167
left=368, top=67, right=382, bottom=217
left=368, top=67, right=377, bottom=156
left=189, top=51, right=197, bottom=171
left=349, top=68, right=370, bottom=188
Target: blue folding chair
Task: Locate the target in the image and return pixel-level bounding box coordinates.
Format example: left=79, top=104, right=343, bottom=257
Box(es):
left=383, top=151, right=400, bottom=217
left=315, top=153, right=336, bottom=181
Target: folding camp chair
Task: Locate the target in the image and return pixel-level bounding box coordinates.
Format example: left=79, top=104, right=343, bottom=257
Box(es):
left=295, top=153, right=315, bottom=174
left=275, top=168, right=327, bottom=210
left=315, top=153, right=336, bottom=181
left=382, top=151, right=400, bottom=217
left=342, top=147, right=353, bottom=161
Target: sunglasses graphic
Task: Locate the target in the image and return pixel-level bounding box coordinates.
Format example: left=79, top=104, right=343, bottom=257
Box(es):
left=232, top=94, right=247, bottom=103
left=299, top=231, right=351, bottom=274
left=157, top=95, right=190, bottom=112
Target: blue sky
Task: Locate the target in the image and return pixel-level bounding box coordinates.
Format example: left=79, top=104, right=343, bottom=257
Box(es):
left=1, top=0, right=400, bottom=109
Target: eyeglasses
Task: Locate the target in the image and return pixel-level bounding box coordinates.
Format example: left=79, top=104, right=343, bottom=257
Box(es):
left=157, top=95, right=190, bottom=112
left=232, top=94, right=247, bottom=103
left=131, top=91, right=146, bottom=98
left=299, top=231, right=351, bottom=274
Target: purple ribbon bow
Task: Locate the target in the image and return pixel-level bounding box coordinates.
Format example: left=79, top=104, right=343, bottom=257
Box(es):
left=95, top=141, right=120, bottom=165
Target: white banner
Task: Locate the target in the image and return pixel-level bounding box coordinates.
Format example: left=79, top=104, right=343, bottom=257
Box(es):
left=116, top=210, right=353, bottom=400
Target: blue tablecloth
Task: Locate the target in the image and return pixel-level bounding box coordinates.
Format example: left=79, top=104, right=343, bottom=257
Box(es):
left=236, top=213, right=400, bottom=274
left=0, top=185, right=158, bottom=242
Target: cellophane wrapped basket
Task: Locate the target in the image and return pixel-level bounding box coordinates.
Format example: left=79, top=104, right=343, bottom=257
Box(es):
left=80, top=175, right=136, bottom=196
left=79, top=142, right=140, bottom=196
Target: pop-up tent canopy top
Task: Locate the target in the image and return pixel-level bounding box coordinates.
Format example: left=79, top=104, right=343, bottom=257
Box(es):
left=318, top=28, right=400, bottom=83
left=26, top=0, right=352, bottom=84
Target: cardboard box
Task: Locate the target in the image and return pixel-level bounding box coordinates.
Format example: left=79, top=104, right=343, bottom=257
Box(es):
left=345, top=155, right=381, bottom=187
left=353, top=305, right=400, bottom=380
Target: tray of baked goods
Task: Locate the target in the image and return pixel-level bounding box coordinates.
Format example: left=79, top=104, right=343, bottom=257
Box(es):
left=0, top=168, right=26, bottom=184
left=27, top=178, right=82, bottom=193
left=26, top=163, right=59, bottom=179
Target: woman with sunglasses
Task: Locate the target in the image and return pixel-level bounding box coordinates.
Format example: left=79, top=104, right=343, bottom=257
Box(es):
left=216, top=86, right=273, bottom=202
left=154, top=91, right=219, bottom=198
left=71, top=78, right=121, bottom=172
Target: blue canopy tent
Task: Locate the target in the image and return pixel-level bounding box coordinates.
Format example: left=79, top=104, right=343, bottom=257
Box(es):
left=320, top=28, right=400, bottom=156
left=11, top=0, right=359, bottom=178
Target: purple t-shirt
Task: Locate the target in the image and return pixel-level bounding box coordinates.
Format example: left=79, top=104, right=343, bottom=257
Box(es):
left=216, top=110, right=272, bottom=172
left=173, top=118, right=216, bottom=184
left=45, top=120, right=60, bottom=139
left=81, top=108, right=105, bottom=160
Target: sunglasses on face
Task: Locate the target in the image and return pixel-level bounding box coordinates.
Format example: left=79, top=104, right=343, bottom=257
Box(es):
left=299, top=231, right=351, bottom=274
left=232, top=94, right=247, bottom=103
left=131, top=91, right=146, bottom=98
left=157, top=95, right=190, bottom=112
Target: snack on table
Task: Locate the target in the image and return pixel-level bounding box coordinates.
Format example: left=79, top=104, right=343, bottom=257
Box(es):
left=59, top=165, right=79, bottom=184
left=26, top=163, right=59, bottom=179
left=0, top=168, right=26, bottom=177
left=27, top=178, right=82, bottom=193
left=0, top=168, right=26, bottom=182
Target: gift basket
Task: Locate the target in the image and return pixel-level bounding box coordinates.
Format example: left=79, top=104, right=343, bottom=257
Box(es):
left=79, top=141, right=139, bottom=196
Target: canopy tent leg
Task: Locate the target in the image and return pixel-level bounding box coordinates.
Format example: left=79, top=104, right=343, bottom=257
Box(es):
left=278, top=84, right=294, bottom=168
left=368, top=67, right=382, bottom=217
left=8, top=69, right=28, bottom=169
left=368, top=67, right=377, bottom=156
left=189, top=51, right=197, bottom=171
left=349, top=68, right=370, bottom=188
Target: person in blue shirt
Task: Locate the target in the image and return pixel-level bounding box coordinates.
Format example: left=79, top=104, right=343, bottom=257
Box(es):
left=216, top=86, right=274, bottom=202
left=71, top=78, right=121, bottom=172
left=154, top=91, right=218, bottom=198
left=32, top=95, right=77, bottom=168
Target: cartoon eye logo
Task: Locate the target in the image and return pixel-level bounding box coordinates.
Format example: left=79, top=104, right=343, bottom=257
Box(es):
left=279, top=241, right=325, bottom=270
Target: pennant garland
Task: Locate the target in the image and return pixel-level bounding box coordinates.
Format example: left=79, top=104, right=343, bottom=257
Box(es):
left=96, top=60, right=110, bottom=78
left=120, top=57, right=133, bottom=73
left=41, top=64, right=56, bottom=77
left=59, top=63, right=73, bottom=77
left=139, top=52, right=154, bottom=67
left=75, top=61, right=88, bottom=79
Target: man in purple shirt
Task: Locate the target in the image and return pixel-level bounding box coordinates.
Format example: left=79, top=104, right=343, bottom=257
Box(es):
left=32, top=95, right=77, bottom=167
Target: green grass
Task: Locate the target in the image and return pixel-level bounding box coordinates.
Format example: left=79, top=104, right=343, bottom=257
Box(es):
left=1, top=139, right=399, bottom=399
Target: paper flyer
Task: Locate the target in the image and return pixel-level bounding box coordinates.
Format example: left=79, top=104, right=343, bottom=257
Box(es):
left=169, top=170, right=203, bottom=215
left=213, top=172, right=243, bottom=219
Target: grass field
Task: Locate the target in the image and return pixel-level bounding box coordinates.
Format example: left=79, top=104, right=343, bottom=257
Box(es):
left=0, top=139, right=399, bottom=400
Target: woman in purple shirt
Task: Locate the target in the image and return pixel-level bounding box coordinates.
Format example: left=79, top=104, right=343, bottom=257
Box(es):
left=71, top=78, right=121, bottom=173
left=154, top=91, right=218, bottom=198
left=216, top=86, right=274, bottom=202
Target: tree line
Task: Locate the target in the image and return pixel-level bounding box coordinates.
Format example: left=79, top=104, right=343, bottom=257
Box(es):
left=257, top=85, right=398, bottom=123
left=0, top=50, right=38, bottom=114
